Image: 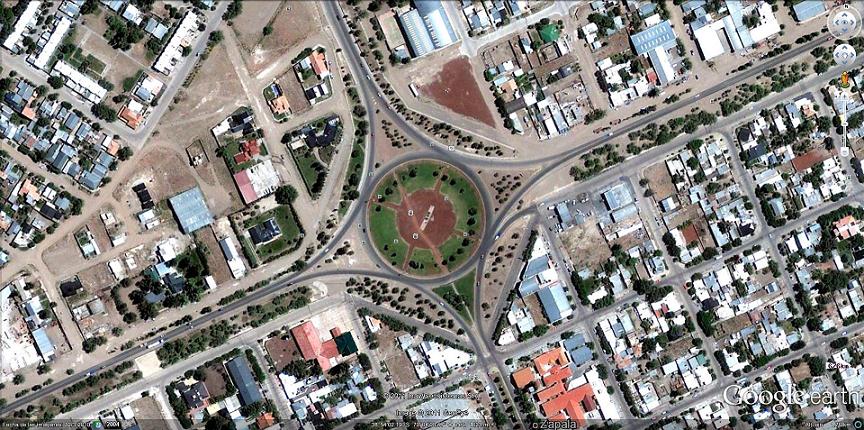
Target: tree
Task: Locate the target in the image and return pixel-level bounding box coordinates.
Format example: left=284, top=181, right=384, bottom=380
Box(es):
left=117, top=146, right=133, bottom=161
left=262, top=26, right=273, bottom=36
left=47, top=76, right=64, bottom=89
left=205, top=415, right=235, bottom=430
left=12, top=374, right=23, bottom=385
left=208, top=31, right=223, bottom=44
left=275, top=185, right=298, bottom=204
left=91, top=103, right=118, bottom=122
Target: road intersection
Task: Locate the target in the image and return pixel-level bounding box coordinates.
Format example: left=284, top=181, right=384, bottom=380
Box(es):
left=2, top=1, right=862, bottom=427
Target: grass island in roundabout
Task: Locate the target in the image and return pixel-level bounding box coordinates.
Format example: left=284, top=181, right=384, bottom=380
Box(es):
left=367, top=160, right=485, bottom=277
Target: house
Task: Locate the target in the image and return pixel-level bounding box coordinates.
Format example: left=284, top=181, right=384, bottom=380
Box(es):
left=168, top=187, right=213, bottom=234
left=134, top=74, right=165, bottom=104
left=144, top=17, right=169, bottom=39
left=233, top=159, right=280, bottom=205
left=180, top=381, right=211, bottom=414
left=248, top=218, right=281, bottom=245
left=218, top=237, right=246, bottom=279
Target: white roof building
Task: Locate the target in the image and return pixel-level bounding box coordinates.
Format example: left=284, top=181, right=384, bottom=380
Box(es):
left=2, top=1, right=42, bottom=53
left=52, top=61, right=108, bottom=104
left=694, top=22, right=726, bottom=60
left=29, top=17, right=72, bottom=71
left=153, top=11, right=202, bottom=76
left=218, top=237, right=247, bottom=279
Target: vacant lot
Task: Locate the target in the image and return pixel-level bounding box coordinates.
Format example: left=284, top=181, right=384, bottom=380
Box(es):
left=560, top=219, right=611, bottom=271
left=419, top=57, right=496, bottom=127
left=242, top=2, right=323, bottom=74
left=131, top=396, right=170, bottom=430
left=643, top=162, right=676, bottom=202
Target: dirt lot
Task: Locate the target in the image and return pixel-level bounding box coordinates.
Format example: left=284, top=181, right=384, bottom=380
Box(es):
left=76, top=263, right=116, bottom=293
left=157, top=41, right=248, bottom=148
left=114, top=147, right=198, bottom=204
left=374, top=325, right=419, bottom=391
left=194, top=227, right=233, bottom=285
left=230, top=1, right=284, bottom=52
left=264, top=334, right=301, bottom=371
left=77, top=27, right=148, bottom=104
left=131, top=396, right=171, bottom=430
left=202, top=362, right=230, bottom=399
left=643, top=162, right=676, bottom=202
left=419, top=57, right=496, bottom=128
left=239, top=1, right=323, bottom=75
left=42, top=208, right=113, bottom=277
left=560, top=219, right=611, bottom=271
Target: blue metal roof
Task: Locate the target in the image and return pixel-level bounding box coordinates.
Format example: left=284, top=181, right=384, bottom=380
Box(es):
left=537, top=283, right=570, bottom=323
left=168, top=187, right=213, bottom=234
left=793, top=1, right=825, bottom=22
left=32, top=327, right=54, bottom=358
left=226, top=356, right=263, bottom=406
left=630, top=20, right=677, bottom=56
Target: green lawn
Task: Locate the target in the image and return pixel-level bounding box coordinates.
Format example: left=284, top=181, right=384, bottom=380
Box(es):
left=369, top=204, right=408, bottom=267
left=407, top=247, right=440, bottom=275
left=373, top=174, right=402, bottom=205
left=453, top=270, right=476, bottom=307
left=244, top=205, right=303, bottom=262
left=289, top=146, right=327, bottom=198
left=432, top=271, right=474, bottom=322
left=439, top=168, right=482, bottom=233
left=397, top=162, right=440, bottom=194
left=440, top=235, right=472, bottom=271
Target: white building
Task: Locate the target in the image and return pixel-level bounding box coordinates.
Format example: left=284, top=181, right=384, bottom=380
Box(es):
left=52, top=61, right=109, bottom=104
left=153, top=11, right=202, bottom=76
left=218, top=237, right=246, bottom=279
left=29, top=16, right=72, bottom=71
left=2, top=1, right=42, bottom=53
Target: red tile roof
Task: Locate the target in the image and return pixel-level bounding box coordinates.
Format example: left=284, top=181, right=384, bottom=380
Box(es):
left=291, top=322, right=323, bottom=361
left=540, top=383, right=595, bottom=424
left=291, top=322, right=342, bottom=371
left=791, top=148, right=829, bottom=172
left=233, top=170, right=257, bottom=204
left=512, top=367, right=536, bottom=390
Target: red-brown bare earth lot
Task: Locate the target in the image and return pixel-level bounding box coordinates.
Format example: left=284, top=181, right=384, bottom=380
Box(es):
left=420, top=57, right=497, bottom=127
left=395, top=189, right=457, bottom=249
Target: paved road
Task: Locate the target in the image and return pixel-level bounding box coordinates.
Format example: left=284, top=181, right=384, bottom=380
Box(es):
left=2, top=1, right=851, bottom=424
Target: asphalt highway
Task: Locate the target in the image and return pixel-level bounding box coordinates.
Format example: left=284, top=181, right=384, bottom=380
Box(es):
left=0, top=1, right=848, bottom=422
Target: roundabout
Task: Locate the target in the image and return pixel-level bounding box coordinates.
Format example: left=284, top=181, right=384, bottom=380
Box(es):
left=367, top=160, right=485, bottom=277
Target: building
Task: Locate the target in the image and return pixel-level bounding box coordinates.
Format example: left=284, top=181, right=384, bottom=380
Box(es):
left=398, top=0, right=459, bottom=57
left=52, top=61, right=109, bottom=104
left=168, top=187, right=213, bottom=234
left=792, top=1, right=826, bottom=22
left=134, top=74, right=165, bottom=103
left=233, top=159, right=280, bottom=205
left=119, top=99, right=147, bottom=129
left=225, top=355, right=263, bottom=406
left=153, top=11, right=202, bottom=75
left=291, top=321, right=341, bottom=371
left=29, top=16, right=72, bottom=71
left=630, top=20, right=677, bottom=56
left=218, top=237, right=246, bottom=279
left=2, top=1, right=42, bottom=53
left=249, top=218, right=281, bottom=245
